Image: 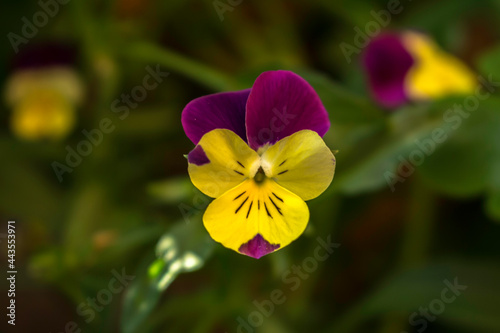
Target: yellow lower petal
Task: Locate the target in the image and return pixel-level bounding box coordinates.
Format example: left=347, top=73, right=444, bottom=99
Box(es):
left=11, top=89, right=75, bottom=141
left=402, top=32, right=476, bottom=100
left=203, top=178, right=309, bottom=258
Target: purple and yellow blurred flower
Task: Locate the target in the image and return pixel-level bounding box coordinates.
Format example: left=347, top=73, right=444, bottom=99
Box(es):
left=4, top=43, right=83, bottom=141
left=4, top=67, right=83, bottom=141
left=182, top=70, right=336, bottom=259
left=362, top=31, right=476, bottom=108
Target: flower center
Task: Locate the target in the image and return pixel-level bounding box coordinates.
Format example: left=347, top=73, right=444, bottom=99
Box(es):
left=253, top=167, right=266, bottom=184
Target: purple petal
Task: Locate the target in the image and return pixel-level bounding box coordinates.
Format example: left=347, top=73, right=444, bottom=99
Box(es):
left=245, top=70, right=330, bottom=150
left=362, top=33, right=415, bottom=108
left=182, top=89, right=251, bottom=145
left=187, top=145, right=210, bottom=166
left=238, top=234, right=280, bottom=259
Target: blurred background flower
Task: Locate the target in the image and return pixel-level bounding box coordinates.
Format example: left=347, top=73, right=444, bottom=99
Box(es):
left=3, top=42, right=83, bottom=140
left=362, top=31, right=476, bottom=108
left=5, top=67, right=83, bottom=140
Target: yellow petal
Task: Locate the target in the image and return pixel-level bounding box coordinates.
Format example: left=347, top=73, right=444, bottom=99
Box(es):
left=11, top=89, right=75, bottom=141
left=203, top=178, right=309, bottom=258
left=260, top=130, right=335, bottom=201
left=187, top=129, right=260, bottom=198
left=402, top=32, right=476, bottom=100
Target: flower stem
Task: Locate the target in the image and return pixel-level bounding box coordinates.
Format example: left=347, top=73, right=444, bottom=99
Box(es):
left=120, top=42, right=236, bottom=92
left=399, top=178, right=436, bottom=268
left=327, top=179, right=436, bottom=333
left=378, top=178, right=437, bottom=333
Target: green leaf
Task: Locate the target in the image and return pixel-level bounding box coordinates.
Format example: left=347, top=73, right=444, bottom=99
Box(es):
left=477, top=44, right=500, bottom=81
left=0, top=139, right=62, bottom=222
left=363, top=261, right=500, bottom=332
left=329, top=260, right=500, bottom=332
left=485, top=190, right=500, bottom=222
left=418, top=97, right=500, bottom=197
left=120, top=42, right=236, bottom=91
left=121, top=220, right=214, bottom=333
left=332, top=98, right=458, bottom=194
left=147, top=177, right=193, bottom=204
left=401, top=0, right=478, bottom=35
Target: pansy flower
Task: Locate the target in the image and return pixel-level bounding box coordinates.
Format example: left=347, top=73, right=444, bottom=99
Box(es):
left=5, top=67, right=83, bottom=141
left=4, top=43, right=83, bottom=141
left=362, top=31, right=476, bottom=108
left=181, top=70, right=336, bottom=259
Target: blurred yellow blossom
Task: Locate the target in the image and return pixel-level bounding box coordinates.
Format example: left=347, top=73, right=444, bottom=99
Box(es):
left=402, top=32, right=477, bottom=101
left=4, top=66, right=84, bottom=141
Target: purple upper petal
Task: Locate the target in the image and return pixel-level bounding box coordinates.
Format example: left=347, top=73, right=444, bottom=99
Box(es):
left=238, top=234, right=280, bottom=259
left=245, top=70, right=330, bottom=150
left=181, top=89, right=251, bottom=145
left=362, top=33, right=415, bottom=109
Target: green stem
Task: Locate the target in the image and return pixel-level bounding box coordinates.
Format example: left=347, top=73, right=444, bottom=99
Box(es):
left=399, top=178, right=436, bottom=268
left=328, top=179, right=437, bottom=333
left=292, top=195, right=341, bottom=316
left=120, top=42, right=236, bottom=92
left=378, top=178, right=436, bottom=333
left=70, top=0, right=121, bottom=120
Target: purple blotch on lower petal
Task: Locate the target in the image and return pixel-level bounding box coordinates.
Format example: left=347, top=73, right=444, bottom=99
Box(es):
left=362, top=33, right=415, bottom=109
left=239, top=233, right=280, bottom=259
left=187, top=145, right=210, bottom=166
